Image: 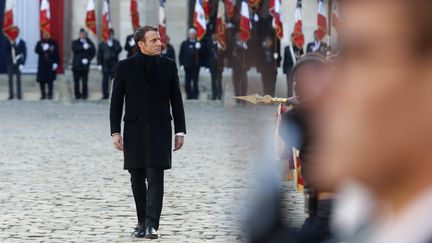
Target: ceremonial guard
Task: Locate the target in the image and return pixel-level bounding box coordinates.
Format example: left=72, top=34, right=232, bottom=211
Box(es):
left=231, top=33, right=249, bottom=100
left=258, top=36, right=280, bottom=97
left=71, top=29, right=96, bottom=100
left=283, top=33, right=304, bottom=97
left=208, top=33, right=224, bottom=100
left=306, top=30, right=328, bottom=56
left=35, top=32, right=59, bottom=100
left=97, top=28, right=122, bottom=100
left=179, top=28, right=202, bottom=99
left=6, top=26, right=26, bottom=100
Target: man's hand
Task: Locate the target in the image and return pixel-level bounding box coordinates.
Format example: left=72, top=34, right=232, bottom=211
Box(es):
left=112, top=134, right=123, bottom=151
left=173, top=135, right=184, bottom=151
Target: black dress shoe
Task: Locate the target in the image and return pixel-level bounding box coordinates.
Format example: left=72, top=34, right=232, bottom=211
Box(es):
left=145, top=226, right=158, bottom=239
left=133, top=223, right=146, bottom=238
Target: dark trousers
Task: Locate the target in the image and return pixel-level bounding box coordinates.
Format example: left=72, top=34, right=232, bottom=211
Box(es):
left=285, top=68, right=294, bottom=97
left=102, top=71, right=115, bottom=99
left=7, top=64, right=22, bottom=99
left=129, top=168, right=164, bottom=230
left=184, top=67, right=200, bottom=99
left=73, top=70, right=89, bottom=99
left=210, top=69, right=223, bottom=100
left=39, top=81, right=54, bottom=99
left=232, top=67, right=248, bottom=98
left=261, top=70, right=277, bottom=97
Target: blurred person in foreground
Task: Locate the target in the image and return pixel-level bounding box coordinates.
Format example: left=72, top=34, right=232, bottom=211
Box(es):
left=313, top=1, right=432, bottom=243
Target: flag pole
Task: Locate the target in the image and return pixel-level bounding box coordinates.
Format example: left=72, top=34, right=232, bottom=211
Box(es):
left=327, top=0, right=332, bottom=54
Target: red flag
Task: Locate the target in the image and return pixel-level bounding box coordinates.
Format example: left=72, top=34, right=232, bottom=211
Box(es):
left=85, top=0, right=97, bottom=35
left=239, top=0, right=250, bottom=42
left=159, top=0, right=167, bottom=48
left=269, top=0, right=274, bottom=15
left=271, top=0, right=283, bottom=39
left=249, top=0, right=261, bottom=9
left=193, top=0, right=207, bottom=41
left=130, top=0, right=139, bottom=30
left=2, top=0, right=18, bottom=42
left=316, top=0, right=328, bottom=40
left=293, top=148, right=304, bottom=192
left=40, top=0, right=51, bottom=37
left=332, top=0, right=340, bottom=32
left=101, top=0, right=111, bottom=41
left=215, top=1, right=226, bottom=50
left=202, top=0, right=211, bottom=22
left=225, top=0, right=236, bottom=20
left=292, top=0, right=304, bottom=49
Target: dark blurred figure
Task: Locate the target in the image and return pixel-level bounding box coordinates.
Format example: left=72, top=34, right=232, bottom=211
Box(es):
left=258, top=36, right=280, bottom=97
left=162, top=35, right=176, bottom=60
left=7, top=26, right=26, bottom=100
left=231, top=33, right=249, bottom=100
left=283, top=33, right=304, bottom=97
left=208, top=33, right=224, bottom=100
left=35, top=31, right=59, bottom=100
left=306, top=31, right=327, bottom=56
left=179, top=28, right=201, bottom=99
left=97, top=28, right=122, bottom=99
left=71, top=28, right=96, bottom=100
left=125, top=27, right=139, bottom=58
left=315, top=1, right=432, bottom=243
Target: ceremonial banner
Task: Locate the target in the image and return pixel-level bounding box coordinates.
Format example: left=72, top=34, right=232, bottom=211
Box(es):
left=316, top=0, right=328, bottom=40
left=130, top=0, right=139, bottom=30
left=215, top=1, right=226, bottom=50
left=159, top=0, right=167, bottom=48
left=85, top=0, right=97, bottom=35
left=249, top=0, right=260, bottom=9
left=202, top=0, right=211, bottom=22
left=193, top=0, right=207, bottom=41
left=239, top=0, right=250, bottom=42
left=271, top=0, right=283, bottom=39
left=39, top=0, right=51, bottom=37
left=332, top=0, right=340, bottom=32
left=3, top=0, right=17, bottom=42
left=292, top=0, right=304, bottom=49
left=101, top=0, right=111, bottom=41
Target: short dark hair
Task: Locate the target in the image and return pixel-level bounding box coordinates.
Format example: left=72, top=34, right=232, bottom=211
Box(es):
left=133, top=25, right=159, bottom=44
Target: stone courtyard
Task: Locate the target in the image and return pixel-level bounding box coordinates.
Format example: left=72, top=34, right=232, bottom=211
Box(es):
left=0, top=100, right=304, bottom=242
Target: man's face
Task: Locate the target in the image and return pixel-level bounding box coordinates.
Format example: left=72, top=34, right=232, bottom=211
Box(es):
left=79, top=31, right=87, bottom=39
left=138, top=30, right=162, bottom=55
left=316, top=1, right=432, bottom=190
left=188, top=30, right=197, bottom=40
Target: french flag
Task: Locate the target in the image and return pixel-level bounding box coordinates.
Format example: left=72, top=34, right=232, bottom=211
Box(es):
left=292, top=0, right=304, bottom=48
left=214, top=1, right=226, bottom=50
left=316, top=0, right=328, bottom=40
left=85, top=0, right=97, bottom=35
left=271, top=0, right=283, bottom=39
left=332, top=0, right=340, bottom=32
left=40, top=0, right=51, bottom=37
left=193, top=0, right=207, bottom=41
left=3, top=0, right=18, bottom=42
left=239, top=0, right=250, bottom=42
left=101, top=0, right=111, bottom=41
left=130, top=0, right=139, bottom=30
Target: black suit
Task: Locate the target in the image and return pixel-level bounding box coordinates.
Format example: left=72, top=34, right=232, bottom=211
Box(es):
left=71, top=38, right=96, bottom=99
left=35, top=38, right=60, bottom=99
left=7, top=38, right=27, bottom=99
left=179, top=39, right=201, bottom=99
left=283, top=45, right=304, bottom=97
left=97, top=39, right=122, bottom=99
left=110, top=52, right=186, bottom=229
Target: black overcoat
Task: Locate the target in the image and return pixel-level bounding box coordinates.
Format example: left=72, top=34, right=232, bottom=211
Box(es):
left=35, top=39, right=59, bottom=82
left=110, top=52, right=186, bottom=170
left=71, top=38, right=96, bottom=72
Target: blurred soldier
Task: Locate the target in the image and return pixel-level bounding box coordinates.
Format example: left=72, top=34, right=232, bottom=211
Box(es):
left=258, top=36, right=280, bottom=97
left=125, top=27, right=139, bottom=58
left=71, top=28, right=96, bottom=100
left=161, top=35, right=176, bottom=61
left=306, top=30, right=327, bottom=56
left=97, top=28, right=122, bottom=100
left=35, top=31, right=59, bottom=100
left=179, top=28, right=201, bottom=99
left=283, top=33, right=304, bottom=97
left=231, top=33, right=249, bottom=100
left=7, top=26, right=26, bottom=100
left=208, top=33, right=224, bottom=100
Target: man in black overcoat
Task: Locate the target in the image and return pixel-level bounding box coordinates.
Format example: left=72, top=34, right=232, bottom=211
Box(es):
left=179, top=28, right=202, bottom=99
left=110, top=25, right=186, bottom=239
left=71, top=28, right=96, bottom=100
left=6, top=26, right=27, bottom=100
left=35, top=32, right=59, bottom=100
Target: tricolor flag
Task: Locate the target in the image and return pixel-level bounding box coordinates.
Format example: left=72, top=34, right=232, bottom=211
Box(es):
left=214, top=1, right=226, bottom=50
left=85, top=0, right=97, bottom=35
left=101, top=0, right=111, bottom=41
left=130, top=0, right=139, bottom=30
left=3, top=0, right=18, bottom=42
left=193, top=0, right=207, bottom=41
left=248, top=0, right=261, bottom=9
left=292, top=0, right=304, bottom=49
left=293, top=147, right=304, bottom=192
left=332, top=0, right=340, bottom=32
left=271, top=0, right=283, bottom=39
left=202, top=0, right=211, bottom=22
left=224, top=0, right=236, bottom=21
left=239, top=0, right=250, bottom=42
left=159, top=0, right=167, bottom=48
left=316, top=0, right=328, bottom=40
left=40, top=0, right=51, bottom=37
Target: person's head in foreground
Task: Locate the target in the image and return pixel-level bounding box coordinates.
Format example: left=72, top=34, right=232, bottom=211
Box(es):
left=315, top=0, right=432, bottom=242
left=134, top=25, right=162, bottom=56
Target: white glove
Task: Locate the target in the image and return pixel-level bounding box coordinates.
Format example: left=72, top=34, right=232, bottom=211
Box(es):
left=98, top=65, right=102, bottom=71
left=195, top=42, right=201, bottom=49
left=242, top=42, right=248, bottom=50
left=273, top=53, right=279, bottom=59
left=83, top=43, right=90, bottom=50
left=180, top=65, right=184, bottom=71
left=18, top=65, right=23, bottom=72
left=107, top=40, right=113, bottom=47
left=81, top=58, right=89, bottom=65
left=52, top=63, right=58, bottom=71
left=42, top=43, right=50, bottom=51
left=128, top=38, right=135, bottom=47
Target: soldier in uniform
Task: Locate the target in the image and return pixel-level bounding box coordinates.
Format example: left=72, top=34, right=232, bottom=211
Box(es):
left=283, top=33, right=304, bottom=97
left=208, top=33, right=224, bottom=100
left=71, top=28, right=96, bottom=100
left=179, top=28, right=202, bottom=99
left=35, top=31, right=59, bottom=100
left=97, top=28, right=122, bottom=100
left=6, top=26, right=27, bottom=100
left=258, top=36, right=280, bottom=97
left=231, top=33, right=249, bottom=100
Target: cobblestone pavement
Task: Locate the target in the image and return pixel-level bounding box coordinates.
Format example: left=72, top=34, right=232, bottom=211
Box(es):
left=0, top=100, right=304, bottom=242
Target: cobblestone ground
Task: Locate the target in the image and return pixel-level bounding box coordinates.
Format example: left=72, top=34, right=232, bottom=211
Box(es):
left=0, top=100, right=304, bottom=242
